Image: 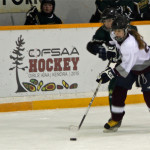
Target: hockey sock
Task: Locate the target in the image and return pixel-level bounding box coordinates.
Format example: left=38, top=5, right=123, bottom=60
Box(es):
left=108, top=78, right=117, bottom=112
left=111, top=86, right=127, bottom=121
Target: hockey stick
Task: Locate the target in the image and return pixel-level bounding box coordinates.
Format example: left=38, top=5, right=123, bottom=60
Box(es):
left=28, top=0, right=40, bottom=24
left=69, top=60, right=111, bottom=131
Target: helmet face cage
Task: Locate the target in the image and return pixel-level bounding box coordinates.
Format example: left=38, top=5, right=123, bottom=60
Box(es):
left=112, top=15, right=129, bottom=42
left=102, top=25, right=112, bottom=32
left=114, top=29, right=128, bottom=42
left=101, top=8, right=119, bottom=32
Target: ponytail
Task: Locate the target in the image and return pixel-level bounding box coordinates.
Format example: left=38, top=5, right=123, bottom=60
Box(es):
left=129, top=29, right=145, bottom=50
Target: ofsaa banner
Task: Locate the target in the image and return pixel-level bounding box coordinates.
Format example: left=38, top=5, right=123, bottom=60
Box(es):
left=0, top=27, right=109, bottom=98
left=0, top=0, right=40, bottom=13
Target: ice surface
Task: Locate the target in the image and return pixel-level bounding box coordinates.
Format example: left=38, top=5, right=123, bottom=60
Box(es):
left=0, top=103, right=150, bottom=150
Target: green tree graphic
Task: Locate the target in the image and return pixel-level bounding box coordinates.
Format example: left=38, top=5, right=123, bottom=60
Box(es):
left=9, top=35, right=28, bottom=92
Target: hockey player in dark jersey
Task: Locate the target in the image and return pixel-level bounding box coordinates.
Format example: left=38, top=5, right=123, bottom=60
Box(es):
left=24, top=0, right=62, bottom=25
left=87, top=8, right=118, bottom=60
left=87, top=8, right=119, bottom=114
left=90, top=0, right=135, bottom=23
left=97, top=15, right=150, bottom=132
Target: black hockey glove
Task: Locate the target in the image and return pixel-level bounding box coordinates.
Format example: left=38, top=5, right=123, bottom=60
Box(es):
left=97, top=45, right=107, bottom=60
left=96, top=67, right=116, bottom=84
left=87, top=41, right=107, bottom=61
left=26, top=6, right=38, bottom=19
left=107, top=45, right=120, bottom=63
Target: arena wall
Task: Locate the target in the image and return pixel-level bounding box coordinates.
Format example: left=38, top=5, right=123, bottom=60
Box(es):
left=0, top=21, right=150, bottom=112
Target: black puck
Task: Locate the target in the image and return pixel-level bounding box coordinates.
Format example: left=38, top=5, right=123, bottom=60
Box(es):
left=70, top=138, right=77, bottom=141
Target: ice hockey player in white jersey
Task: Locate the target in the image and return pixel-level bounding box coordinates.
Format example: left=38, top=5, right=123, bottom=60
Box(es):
left=96, top=15, right=150, bottom=132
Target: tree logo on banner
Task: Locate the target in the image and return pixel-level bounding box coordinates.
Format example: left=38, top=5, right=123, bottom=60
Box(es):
left=9, top=35, right=78, bottom=93
left=9, top=35, right=28, bottom=92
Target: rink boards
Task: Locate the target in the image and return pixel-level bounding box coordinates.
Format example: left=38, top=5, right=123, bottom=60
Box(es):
left=0, top=22, right=150, bottom=112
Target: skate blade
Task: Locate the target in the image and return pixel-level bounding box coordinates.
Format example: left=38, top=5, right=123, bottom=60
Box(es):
left=103, top=127, right=118, bottom=133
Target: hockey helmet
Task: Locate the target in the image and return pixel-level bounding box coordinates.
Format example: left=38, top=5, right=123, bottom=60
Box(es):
left=112, top=15, right=129, bottom=30
left=112, top=15, right=129, bottom=42
left=101, top=7, right=119, bottom=22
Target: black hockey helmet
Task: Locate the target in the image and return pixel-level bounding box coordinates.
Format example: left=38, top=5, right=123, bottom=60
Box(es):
left=40, top=0, right=55, bottom=12
left=112, top=15, right=129, bottom=42
left=112, top=15, right=129, bottom=30
left=101, top=7, right=119, bottom=22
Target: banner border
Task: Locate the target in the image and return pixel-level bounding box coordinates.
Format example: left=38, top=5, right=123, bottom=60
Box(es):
left=0, top=21, right=150, bottom=31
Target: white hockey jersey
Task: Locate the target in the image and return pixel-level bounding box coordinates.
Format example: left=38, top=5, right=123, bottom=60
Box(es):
left=110, top=33, right=150, bottom=78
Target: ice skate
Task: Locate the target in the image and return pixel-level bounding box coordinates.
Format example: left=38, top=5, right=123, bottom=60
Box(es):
left=108, top=117, right=122, bottom=127
left=103, top=119, right=122, bottom=133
